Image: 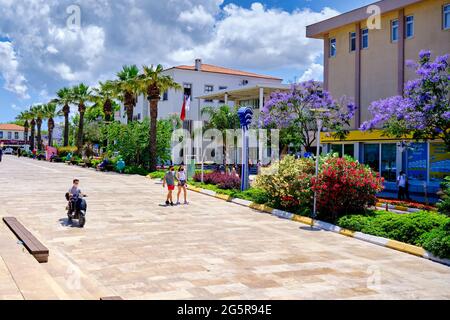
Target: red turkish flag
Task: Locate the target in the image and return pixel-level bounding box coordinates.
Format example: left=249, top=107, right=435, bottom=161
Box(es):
left=180, top=95, right=186, bottom=121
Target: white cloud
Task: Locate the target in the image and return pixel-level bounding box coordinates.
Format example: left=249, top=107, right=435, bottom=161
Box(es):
left=0, top=0, right=337, bottom=103
left=178, top=5, right=215, bottom=27
left=169, top=4, right=338, bottom=71
left=0, top=41, right=29, bottom=99
left=298, top=63, right=324, bottom=82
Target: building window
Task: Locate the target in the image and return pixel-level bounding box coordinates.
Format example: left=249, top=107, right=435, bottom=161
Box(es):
left=329, top=38, right=337, bottom=57
left=183, top=83, right=192, bottom=100
left=349, top=32, right=356, bottom=52
left=407, top=142, right=427, bottom=182
left=361, top=28, right=369, bottom=49
left=444, top=4, right=450, bottom=30
left=344, top=144, right=355, bottom=158
left=364, top=144, right=380, bottom=173
left=331, top=144, right=342, bottom=157
left=14, top=132, right=19, bottom=140
left=430, top=142, right=450, bottom=182
left=8, top=132, right=12, bottom=140
left=204, top=85, right=214, bottom=103
left=405, top=15, right=414, bottom=38
left=391, top=19, right=399, bottom=42
left=0, top=131, right=3, bottom=139
left=162, top=90, right=168, bottom=101
left=381, top=144, right=397, bottom=182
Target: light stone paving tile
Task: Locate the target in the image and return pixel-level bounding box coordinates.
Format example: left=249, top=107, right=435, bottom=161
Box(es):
left=0, top=156, right=449, bottom=300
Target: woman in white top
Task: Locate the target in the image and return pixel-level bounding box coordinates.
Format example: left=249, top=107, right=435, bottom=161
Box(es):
left=176, top=165, right=188, bottom=205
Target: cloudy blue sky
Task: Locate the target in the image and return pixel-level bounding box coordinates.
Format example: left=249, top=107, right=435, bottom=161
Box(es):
left=0, top=0, right=374, bottom=123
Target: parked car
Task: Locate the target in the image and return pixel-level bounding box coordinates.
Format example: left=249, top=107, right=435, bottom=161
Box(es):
left=3, top=148, right=14, bottom=155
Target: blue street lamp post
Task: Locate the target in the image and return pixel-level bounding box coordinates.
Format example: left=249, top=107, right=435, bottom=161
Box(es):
left=238, top=107, right=253, bottom=191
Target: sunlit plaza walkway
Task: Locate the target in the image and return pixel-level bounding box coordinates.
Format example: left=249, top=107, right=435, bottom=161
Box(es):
left=0, top=156, right=449, bottom=300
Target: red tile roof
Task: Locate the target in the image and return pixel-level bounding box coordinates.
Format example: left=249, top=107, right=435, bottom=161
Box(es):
left=171, top=63, right=282, bottom=81
left=0, top=124, right=25, bottom=131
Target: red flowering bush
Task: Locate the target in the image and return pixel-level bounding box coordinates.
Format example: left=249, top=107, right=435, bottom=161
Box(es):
left=311, top=157, right=384, bottom=220
left=193, top=172, right=241, bottom=190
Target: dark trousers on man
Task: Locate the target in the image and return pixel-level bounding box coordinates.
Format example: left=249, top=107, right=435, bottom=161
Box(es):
left=398, top=186, right=406, bottom=200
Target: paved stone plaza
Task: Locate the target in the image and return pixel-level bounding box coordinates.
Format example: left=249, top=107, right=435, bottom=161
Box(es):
left=0, top=156, right=449, bottom=300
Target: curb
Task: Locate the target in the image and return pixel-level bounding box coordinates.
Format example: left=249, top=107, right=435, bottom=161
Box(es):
left=183, top=183, right=450, bottom=267
left=376, top=202, right=437, bottom=213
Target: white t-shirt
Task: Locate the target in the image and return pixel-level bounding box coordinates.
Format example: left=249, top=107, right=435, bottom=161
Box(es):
left=397, top=175, right=406, bottom=188
left=177, top=171, right=186, bottom=181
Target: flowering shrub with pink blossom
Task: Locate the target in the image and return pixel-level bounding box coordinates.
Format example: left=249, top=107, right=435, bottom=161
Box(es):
left=260, top=81, right=356, bottom=151
left=361, top=51, right=450, bottom=150
left=311, top=156, right=385, bottom=220
left=193, top=172, right=241, bottom=190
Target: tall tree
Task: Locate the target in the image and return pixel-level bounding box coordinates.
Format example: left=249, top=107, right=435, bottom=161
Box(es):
left=16, top=111, right=33, bottom=145
left=42, top=103, right=60, bottom=147
left=31, top=105, right=45, bottom=151
left=361, top=51, right=450, bottom=150
left=138, top=64, right=181, bottom=172
left=113, top=65, right=140, bottom=123
left=91, top=81, right=119, bottom=148
left=71, top=84, right=92, bottom=153
left=52, top=87, right=73, bottom=146
left=261, top=81, right=356, bottom=152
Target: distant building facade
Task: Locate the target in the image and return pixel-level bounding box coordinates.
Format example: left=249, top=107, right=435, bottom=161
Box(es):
left=0, top=124, right=27, bottom=149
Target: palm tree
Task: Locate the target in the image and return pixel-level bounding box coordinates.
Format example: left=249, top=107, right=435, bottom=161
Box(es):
left=42, top=103, right=60, bottom=147
left=138, top=64, right=181, bottom=172
left=92, top=81, right=118, bottom=123
left=31, top=105, right=45, bottom=151
left=71, top=84, right=92, bottom=153
left=52, top=87, right=73, bottom=146
left=16, top=110, right=33, bottom=145
left=113, top=65, right=140, bottom=123
left=202, top=105, right=241, bottom=167
left=28, top=107, right=37, bottom=151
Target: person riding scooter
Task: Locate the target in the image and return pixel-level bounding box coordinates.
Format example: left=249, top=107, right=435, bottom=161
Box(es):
left=65, top=179, right=87, bottom=227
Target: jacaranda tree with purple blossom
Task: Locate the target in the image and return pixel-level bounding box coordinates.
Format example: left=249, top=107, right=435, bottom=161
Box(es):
left=260, top=80, right=356, bottom=152
left=361, top=51, right=450, bottom=150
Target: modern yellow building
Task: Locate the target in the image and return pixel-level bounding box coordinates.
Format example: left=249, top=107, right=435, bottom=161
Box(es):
left=306, top=0, right=450, bottom=200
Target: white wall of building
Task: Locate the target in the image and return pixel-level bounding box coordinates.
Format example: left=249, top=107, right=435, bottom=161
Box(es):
left=0, top=130, right=25, bottom=141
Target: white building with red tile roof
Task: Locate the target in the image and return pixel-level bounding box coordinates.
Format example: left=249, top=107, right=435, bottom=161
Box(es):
left=117, top=59, right=283, bottom=123
left=0, top=124, right=27, bottom=148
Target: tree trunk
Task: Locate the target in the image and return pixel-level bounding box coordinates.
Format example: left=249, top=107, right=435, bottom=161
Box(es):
left=48, top=118, right=54, bottom=147
left=149, top=99, right=158, bottom=172
left=77, top=104, right=86, bottom=154
left=30, top=121, right=35, bottom=151
left=125, top=92, right=135, bottom=123
left=36, top=118, right=42, bottom=151
left=103, top=99, right=112, bottom=148
left=63, top=104, right=70, bottom=147
left=24, top=121, right=29, bottom=144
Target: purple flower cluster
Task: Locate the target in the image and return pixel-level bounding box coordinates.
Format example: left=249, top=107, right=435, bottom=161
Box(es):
left=361, top=52, right=449, bottom=139
left=260, top=80, right=356, bottom=134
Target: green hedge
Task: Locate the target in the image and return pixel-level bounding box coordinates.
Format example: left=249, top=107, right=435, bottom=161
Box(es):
left=338, top=211, right=450, bottom=259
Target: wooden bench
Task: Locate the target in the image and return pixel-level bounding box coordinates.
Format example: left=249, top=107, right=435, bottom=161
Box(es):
left=3, top=217, right=49, bottom=263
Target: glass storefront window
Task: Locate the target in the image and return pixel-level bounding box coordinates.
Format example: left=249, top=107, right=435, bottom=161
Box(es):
left=407, top=143, right=427, bottom=182
left=344, top=144, right=355, bottom=158
left=430, top=143, right=450, bottom=182
left=381, top=144, right=397, bottom=182
left=364, top=144, right=380, bottom=173
left=331, top=144, right=343, bottom=157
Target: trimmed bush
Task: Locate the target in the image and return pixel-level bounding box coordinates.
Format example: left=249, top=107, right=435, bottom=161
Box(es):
left=193, top=172, right=240, bottom=190
left=254, top=156, right=315, bottom=213
left=312, top=156, right=384, bottom=220
left=437, top=176, right=450, bottom=216
left=124, top=166, right=149, bottom=176
left=338, top=211, right=450, bottom=258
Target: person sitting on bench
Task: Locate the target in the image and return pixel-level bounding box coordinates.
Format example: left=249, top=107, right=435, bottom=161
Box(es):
left=96, top=158, right=109, bottom=171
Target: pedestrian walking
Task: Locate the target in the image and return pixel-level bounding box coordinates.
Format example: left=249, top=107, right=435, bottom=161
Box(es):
left=163, top=166, right=176, bottom=206
left=0, top=148, right=3, bottom=162
left=176, top=165, right=188, bottom=205
left=397, top=171, right=407, bottom=200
